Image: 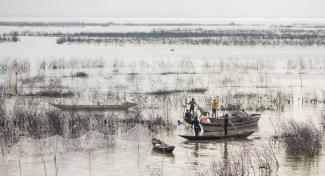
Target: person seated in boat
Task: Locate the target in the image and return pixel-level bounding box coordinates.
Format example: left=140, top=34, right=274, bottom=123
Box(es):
left=193, top=115, right=200, bottom=137
left=187, top=98, right=197, bottom=115
left=224, top=113, right=229, bottom=136
left=152, top=138, right=161, bottom=146
left=240, top=109, right=248, bottom=120
left=211, top=98, right=218, bottom=118
left=200, top=111, right=211, bottom=124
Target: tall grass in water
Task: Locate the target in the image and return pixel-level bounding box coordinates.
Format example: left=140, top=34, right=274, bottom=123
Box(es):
left=198, top=144, right=279, bottom=176
left=281, top=120, right=322, bottom=160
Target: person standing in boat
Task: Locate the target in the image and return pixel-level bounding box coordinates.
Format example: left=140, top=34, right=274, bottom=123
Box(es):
left=211, top=98, right=219, bottom=118
left=187, top=98, right=197, bottom=115
left=193, top=115, right=200, bottom=137
left=184, top=109, right=194, bottom=127
left=224, top=113, right=229, bottom=136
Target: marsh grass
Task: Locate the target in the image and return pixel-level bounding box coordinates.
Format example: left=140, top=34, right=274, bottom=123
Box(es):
left=280, top=120, right=322, bottom=160
left=23, top=89, right=74, bottom=97
left=72, top=71, right=88, bottom=78
left=51, top=28, right=325, bottom=46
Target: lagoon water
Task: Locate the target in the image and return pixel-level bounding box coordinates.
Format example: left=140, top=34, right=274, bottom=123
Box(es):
left=1, top=18, right=325, bottom=176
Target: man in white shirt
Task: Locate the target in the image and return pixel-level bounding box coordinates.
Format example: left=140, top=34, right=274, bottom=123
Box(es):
left=240, top=109, right=248, bottom=120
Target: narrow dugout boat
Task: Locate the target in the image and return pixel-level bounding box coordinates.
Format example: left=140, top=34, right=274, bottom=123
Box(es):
left=50, top=102, right=137, bottom=111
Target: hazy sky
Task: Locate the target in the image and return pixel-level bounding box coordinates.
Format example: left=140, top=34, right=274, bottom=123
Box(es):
left=0, top=0, right=324, bottom=18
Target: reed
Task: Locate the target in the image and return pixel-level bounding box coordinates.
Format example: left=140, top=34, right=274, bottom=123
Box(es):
left=281, top=120, right=322, bottom=160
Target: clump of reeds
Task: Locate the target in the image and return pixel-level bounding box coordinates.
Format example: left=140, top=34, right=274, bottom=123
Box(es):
left=281, top=120, right=322, bottom=160
left=144, top=166, right=162, bottom=176
left=0, top=32, right=19, bottom=42
left=24, top=89, right=74, bottom=97
left=187, top=88, right=208, bottom=93
left=198, top=144, right=279, bottom=176
left=146, top=89, right=183, bottom=95
left=72, top=71, right=88, bottom=78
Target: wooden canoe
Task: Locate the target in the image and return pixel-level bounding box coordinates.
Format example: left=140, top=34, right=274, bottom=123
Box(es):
left=50, top=102, right=137, bottom=111
left=209, top=114, right=261, bottom=125
left=152, top=138, right=175, bottom=153
left=179, top=130, right=255, bottom=140
left=201, top=115, right=260, bottom=132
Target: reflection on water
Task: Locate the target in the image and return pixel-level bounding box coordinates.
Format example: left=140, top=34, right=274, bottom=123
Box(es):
left=223, top=141, right=229, bottom=168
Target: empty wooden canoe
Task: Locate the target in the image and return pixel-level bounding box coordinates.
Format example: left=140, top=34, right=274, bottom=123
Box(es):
left=50, top=102, right=137, bottom=111
left=201, top=115, right=260, bottom=132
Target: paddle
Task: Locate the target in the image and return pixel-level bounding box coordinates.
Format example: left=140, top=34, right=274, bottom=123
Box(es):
left=229, top=119, right=237, bottom=130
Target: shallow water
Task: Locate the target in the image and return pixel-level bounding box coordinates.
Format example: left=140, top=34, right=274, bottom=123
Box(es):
left=1, top=20, right=325, bottom=175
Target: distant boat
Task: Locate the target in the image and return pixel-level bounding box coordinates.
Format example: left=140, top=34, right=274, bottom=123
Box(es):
left=152, top=138, right=175, bottom=153
left=179, top=130, right=255, bottom=140
left=50, top=102, right=137, bottom=111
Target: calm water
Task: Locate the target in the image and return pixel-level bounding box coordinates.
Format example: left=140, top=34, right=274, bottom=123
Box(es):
left=1, top=19, right=325, bottom=176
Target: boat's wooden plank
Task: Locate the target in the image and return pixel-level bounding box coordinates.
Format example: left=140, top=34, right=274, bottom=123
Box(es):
left=179, top=130, right=254, bottom=140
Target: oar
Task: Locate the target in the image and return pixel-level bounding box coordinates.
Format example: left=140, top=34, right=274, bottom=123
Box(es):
left=228, top=118, right=237, bottom=130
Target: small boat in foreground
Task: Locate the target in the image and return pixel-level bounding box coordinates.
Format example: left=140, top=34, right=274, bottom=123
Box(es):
left=50, top=102, right=137, bottom=111
left=152, top=138, right=175, bottom=153
left=179, top=130, right=255, bottom=140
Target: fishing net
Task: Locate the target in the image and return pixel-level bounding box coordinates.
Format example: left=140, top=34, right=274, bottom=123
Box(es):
left=9, top=124, right=151, bottom=156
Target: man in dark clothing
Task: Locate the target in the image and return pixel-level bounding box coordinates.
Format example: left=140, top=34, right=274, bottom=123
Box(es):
left=224, top=113, right=229, bottom=136
left=187, top=98, right=197, bottom=115
left=184, top=109, right=193, bottom=128
left=193, top=115, right=200, bottom=137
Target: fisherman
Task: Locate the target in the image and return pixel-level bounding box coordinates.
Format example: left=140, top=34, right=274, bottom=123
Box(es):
left=211, top=98, right=219, bottom=118
left=184, top=109, right=194, bottom=127
left=193, top=115, right=200, bottom=137
left=187, top=98, right=197, bottom=115
left=240, top=109, right=248, bottom=120
left=224, top=113, right=229, bottom=136
left=200, top=111, right=211, bottom=124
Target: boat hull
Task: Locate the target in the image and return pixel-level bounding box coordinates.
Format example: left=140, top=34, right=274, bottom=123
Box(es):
left=201, top=116, right=260, bottom=132
left=179, top=130, right=255, bottom=140
left=152, top=146, right=175, bottom=153
left=152, top=138, right=175, bottom=153
left=50, top=102, right=137, bottom=111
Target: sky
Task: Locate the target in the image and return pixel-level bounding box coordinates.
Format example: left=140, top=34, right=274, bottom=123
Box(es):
left=0, top=0, right=324, bottom=18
